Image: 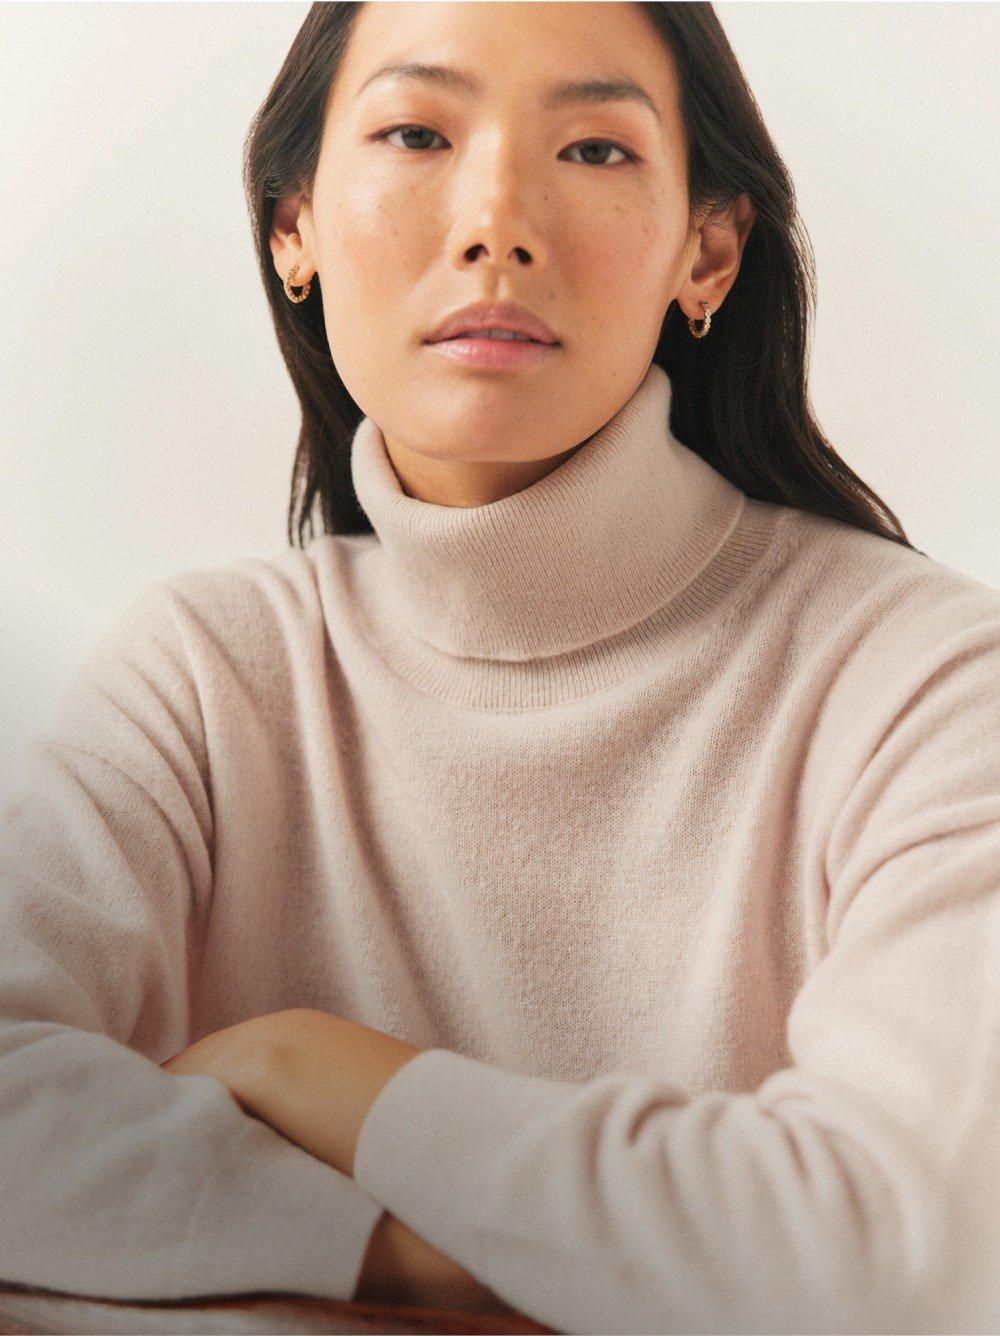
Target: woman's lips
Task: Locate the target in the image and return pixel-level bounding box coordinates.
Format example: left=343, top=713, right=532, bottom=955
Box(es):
left=424, top=336, right=560, bottom=370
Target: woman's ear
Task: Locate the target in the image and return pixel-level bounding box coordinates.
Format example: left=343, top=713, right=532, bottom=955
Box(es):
left=678, top=192, right=756, bottom=323
left=269, top=189, right=316, bottom=284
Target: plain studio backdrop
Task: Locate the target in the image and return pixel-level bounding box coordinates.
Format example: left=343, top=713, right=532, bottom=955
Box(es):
left=2, top=1, right=999, bottom=818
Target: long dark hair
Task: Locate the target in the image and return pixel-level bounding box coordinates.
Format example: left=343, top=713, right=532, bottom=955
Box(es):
left=242, top=1, right=921, bottom=554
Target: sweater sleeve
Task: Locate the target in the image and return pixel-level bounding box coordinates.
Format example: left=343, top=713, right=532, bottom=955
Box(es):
left=0, top=581, right=384, bottom=1302
left=352, top=613, right=1000, bottom=1334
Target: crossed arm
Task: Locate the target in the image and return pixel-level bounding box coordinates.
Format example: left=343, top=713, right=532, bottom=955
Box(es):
left=160, top=1008, right=514, bottom=1313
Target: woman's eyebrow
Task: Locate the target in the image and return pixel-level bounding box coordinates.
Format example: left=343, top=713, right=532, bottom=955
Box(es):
left=354, top=61, right=662, bottom=125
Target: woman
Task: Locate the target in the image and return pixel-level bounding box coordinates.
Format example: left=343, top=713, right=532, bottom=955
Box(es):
left=1, top=3, right=998, bottom=1332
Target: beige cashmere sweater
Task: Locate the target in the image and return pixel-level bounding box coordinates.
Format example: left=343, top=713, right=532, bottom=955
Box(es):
left=2, top=362, right=999, bottom=1333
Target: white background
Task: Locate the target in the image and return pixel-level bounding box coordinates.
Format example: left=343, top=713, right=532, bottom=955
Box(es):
left=2, top=1, right=999, bottom=811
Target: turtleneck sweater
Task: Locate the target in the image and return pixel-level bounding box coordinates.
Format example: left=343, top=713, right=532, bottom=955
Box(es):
left=1, top=362, right=999, bottom=1333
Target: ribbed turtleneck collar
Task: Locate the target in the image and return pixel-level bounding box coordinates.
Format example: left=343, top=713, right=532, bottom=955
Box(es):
left=348, top=362, right=752, bottom=664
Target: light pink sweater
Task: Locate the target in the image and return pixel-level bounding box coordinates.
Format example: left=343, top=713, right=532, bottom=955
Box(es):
left=2, top=362, right=999, bottom=1332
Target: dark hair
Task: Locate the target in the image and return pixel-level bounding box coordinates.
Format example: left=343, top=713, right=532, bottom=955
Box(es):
left=242, top=1, right=922, bottom=555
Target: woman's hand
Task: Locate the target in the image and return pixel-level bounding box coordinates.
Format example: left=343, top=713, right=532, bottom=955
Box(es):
left=161, top=1011, right=516, bottom=1315
left=161, top=1008, right=421, bottom=1177
left=160, top=1015, right=274, bottom=1117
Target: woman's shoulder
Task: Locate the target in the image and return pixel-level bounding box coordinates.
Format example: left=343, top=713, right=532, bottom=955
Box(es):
left=149, top=531, right=368, bottom=647
left=739, top=506, right=1000, bottom=830
left=765, top=503, right=1000, bottom=649
left=752, top=506, right=1000, bottom=738
left=77, top=534, right=372, bottom=719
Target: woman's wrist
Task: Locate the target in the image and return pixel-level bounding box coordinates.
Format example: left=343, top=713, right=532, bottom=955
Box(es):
left=354, top=1210, right=514, bottom=1313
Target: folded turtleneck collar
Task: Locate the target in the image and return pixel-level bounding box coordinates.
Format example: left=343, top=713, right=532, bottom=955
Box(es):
left=348, top=362, right=752, bottom=664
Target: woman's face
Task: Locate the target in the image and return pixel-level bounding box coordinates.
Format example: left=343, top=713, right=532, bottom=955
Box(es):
left=274, top=1, right=749, bottom=506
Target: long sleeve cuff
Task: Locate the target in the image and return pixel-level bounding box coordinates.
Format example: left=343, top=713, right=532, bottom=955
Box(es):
left=172, top=1108, right=385, bottom=1301
left=352, top=1048, right=578, bottom=1272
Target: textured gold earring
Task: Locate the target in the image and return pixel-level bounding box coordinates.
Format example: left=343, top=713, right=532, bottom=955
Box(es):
left=687, top=300, right=712, bottom=339
left=283, top=265, right=312, bottom=303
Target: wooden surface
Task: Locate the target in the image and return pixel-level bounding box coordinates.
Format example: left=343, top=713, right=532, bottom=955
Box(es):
left=0, top=1282, right=557, bottom=1335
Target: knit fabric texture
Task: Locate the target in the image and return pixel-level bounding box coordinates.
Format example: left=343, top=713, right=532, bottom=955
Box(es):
left=2, top=362, right=999, bottom=1331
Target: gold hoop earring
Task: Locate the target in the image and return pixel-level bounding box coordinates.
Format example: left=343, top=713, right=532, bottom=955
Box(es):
left=283, top=265, right=312, bottom=303
left=687, top=300, right=712, bottom=339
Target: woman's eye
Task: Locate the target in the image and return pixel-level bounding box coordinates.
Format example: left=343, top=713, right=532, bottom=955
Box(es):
left=562, top=140, right=633, bottom=166
left=377, top=125, right=444, bottom=152
left=373, top=125, right=634, bottom=166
